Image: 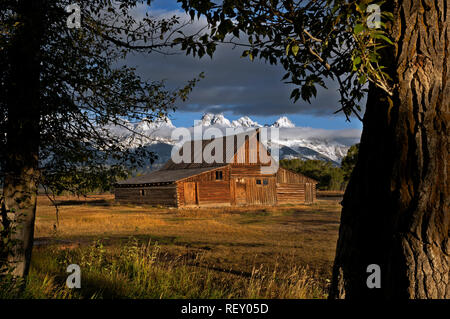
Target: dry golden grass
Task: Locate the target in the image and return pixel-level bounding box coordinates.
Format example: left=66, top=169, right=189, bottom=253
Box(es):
left=34, top=194, right=342, bottom=281
left=316, top=190, right=345, bottom=197
left=4, top=194, right=343, bottom=298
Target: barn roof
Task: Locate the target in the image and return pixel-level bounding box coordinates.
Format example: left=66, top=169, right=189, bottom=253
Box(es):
left=162, top=129, right=259, bottom=170
left=277, top=167, right=319, bottom=184
left=116, top=166, right=226, bottom=186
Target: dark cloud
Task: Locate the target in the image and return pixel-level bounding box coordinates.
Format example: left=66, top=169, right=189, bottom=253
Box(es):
left=126, top=10, right=365, bottom=119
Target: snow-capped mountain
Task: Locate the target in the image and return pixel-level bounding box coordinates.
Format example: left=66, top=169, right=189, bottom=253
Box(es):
left=110, top=113, right=360, bottom=169
left=270, top=116, right=295, bottom=128
left=134, top=117, right=174, bottom=132
left=113, top=116, right=175, bottom=148
left=231, top=116, right=261, bottom=128
left=200, top=113, right=231, bottom=127
left=277, top=144, right=338, bottom=163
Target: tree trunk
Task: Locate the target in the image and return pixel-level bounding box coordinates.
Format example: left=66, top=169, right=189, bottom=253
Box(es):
left=330, top=0, right=449, bottom=299
left=3, top=0, right=43, bottom=278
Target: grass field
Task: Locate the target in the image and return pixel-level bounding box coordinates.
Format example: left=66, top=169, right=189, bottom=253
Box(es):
left=3, top=194, right=342, bottom=299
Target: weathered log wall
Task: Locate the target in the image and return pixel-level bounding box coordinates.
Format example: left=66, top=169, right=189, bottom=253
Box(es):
left=276, top=168, right=316, bottom=203
left=276, top=183, right=306, bottom=204
left=115, top=185, right=178, bottom=206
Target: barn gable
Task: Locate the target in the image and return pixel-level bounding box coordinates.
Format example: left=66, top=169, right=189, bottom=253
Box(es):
left=162, top=129, right=272, bottom=170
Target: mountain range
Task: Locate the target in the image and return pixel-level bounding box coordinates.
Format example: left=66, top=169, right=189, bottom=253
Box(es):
left=109, top=113, right=361, bottom=171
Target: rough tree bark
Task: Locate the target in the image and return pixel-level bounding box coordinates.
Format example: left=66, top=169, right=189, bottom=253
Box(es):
left=3, top=0, right=43, bottom=278
left=330, top=0, right=449, bottom=298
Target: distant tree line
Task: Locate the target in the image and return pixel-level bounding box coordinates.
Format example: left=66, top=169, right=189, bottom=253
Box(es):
left=280, top=144, right=359, bottom=191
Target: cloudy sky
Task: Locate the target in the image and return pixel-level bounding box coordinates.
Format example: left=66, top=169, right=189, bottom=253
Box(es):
left=128, top=0, right=365, bottom=131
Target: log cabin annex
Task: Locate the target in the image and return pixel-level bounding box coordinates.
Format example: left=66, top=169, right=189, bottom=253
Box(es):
left=114, top=129, right=317, bottom=207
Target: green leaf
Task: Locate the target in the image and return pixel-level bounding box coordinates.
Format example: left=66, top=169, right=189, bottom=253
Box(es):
left=355, top=3, right=366, bottom=13
left=285, top=43, right=291, bottom=56
left=291, top=44, right=299, bottom=56
left=369, top=52, right=379, bottom=63
left=358, top=74, right=367, bottom=84
left=353, top=24, right=364, bottom=34
left=371, top=31, right=394, bottom=45
left=381, top=12, right=394, bottom=20
left=372, top=33, right=394, bottom=45
left=290, top=88, right=299, bottom=100
left=352, top=56, right=361, bottom=71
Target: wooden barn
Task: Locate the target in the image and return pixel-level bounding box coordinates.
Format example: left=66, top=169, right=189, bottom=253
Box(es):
left=114, top=130, right=317, bottom=207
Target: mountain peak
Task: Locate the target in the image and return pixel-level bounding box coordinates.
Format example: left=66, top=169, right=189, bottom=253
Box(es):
left=200, top=113, right=231, bottom=127
left=271, top=116, right=295, bottom=128
left=231, top=116, right=261, bottom=128
left=135, top=116, right=175, bottom=131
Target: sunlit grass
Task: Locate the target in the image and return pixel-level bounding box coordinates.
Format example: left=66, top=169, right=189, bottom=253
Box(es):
left=2, top=194, right=341, bottom=299
left=5, top=239, right=327, bottom=299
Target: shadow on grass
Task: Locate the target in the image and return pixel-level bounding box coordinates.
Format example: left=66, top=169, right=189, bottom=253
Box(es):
left=33, top=234, right=179, bottom=249
left=54, top=199, right=113, bottom=206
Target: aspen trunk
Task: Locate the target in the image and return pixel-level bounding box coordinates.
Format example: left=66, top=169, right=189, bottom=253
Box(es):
left=330, top=0, right=449, bottom=298
left=3, top=0, right=42, bottom=278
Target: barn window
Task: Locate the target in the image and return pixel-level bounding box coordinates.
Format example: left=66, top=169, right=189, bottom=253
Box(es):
left=215, top=170, right=223, bottom=180
left=140, top=189, right=145, bottom=196
left=256, top=179, right=261, bottom=185
left=263, top=179, right=268, bottom=185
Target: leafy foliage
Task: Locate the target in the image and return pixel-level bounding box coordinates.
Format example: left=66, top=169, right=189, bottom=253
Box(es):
left=175, top=0, right=394, bottom=120
left=341, top=143, right=359, bottom=182
left=0, top=1, right=201, bottom=196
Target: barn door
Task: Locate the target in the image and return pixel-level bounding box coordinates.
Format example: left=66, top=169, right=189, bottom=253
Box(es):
left=234, top=179, right=246, bottom=205
left=305, top=183, right=312, bottom=204
left=184, top=182, right=197, bottom=205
